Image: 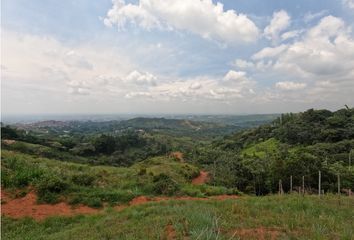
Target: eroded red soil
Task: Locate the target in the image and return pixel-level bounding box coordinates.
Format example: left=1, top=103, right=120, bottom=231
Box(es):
left=192, top=171, right=209, bottom=185
left=170, top=151, right=184, bottom=162
left=1, top=189, right=238, bottom=220
left=165, top=223, right=177, bottom=240
left=1, top=190, right=100, bottom=220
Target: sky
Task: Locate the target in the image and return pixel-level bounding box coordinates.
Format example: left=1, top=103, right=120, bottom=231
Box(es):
left=1, top=0, right=354, bottom=115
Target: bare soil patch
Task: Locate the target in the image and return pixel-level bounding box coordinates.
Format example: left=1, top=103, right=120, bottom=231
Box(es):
left=2, top=189, right=238, bottom=220
left=1, top=190, right=100, bottom=220
left=164, top=223, right=177, bottom=240
left=192, top=171, right=209, bottom=185
left=170, top=151, right=184, bottom=162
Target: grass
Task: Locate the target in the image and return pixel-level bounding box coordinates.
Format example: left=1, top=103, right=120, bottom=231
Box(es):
left=241, top=138, right=280, bottom=158
left=2, top=195, right=353, bottom=240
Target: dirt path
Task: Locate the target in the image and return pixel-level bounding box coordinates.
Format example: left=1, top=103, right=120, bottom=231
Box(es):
left=1, top=190, right=100, bottom=220
left=192, top=171, right=209, bottom=185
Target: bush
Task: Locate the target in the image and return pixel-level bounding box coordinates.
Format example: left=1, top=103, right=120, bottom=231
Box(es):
left=152, top=174, right=180, bottom=196
left=180, top=185, right=204, bottom=197
left=71, top=173, right=95, bottom=186
left=1, top=157, right=44, bottom=188
left=36, top=175, right=69, bottom=204
left=85, top=197, right=102, bottom=208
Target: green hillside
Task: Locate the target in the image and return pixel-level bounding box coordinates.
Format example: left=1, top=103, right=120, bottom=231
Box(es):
left=1, top=150, right=238, bottom=207
left=188, top=108, right=354, bottom=195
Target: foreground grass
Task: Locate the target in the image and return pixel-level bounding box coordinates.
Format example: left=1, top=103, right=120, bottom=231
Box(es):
left=2, top=195, right=353, bottom=240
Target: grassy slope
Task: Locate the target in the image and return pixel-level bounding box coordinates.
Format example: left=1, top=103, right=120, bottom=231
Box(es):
left=1, top=150, right=237, bottom=207
left=241, top=138, right=280, bottom=158
left=2, top=195, right=353, bottom=240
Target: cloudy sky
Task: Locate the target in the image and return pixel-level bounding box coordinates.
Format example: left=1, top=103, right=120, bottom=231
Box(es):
left=1, top=0, right=354, bottom=115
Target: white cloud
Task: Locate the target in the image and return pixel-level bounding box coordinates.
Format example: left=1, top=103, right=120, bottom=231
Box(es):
left=275, top=81, right=307, bottom=90
left=104, top=0, right=259, bottom=45
left=264, top=10, right=291, bottom=44
left=189, top=82, right=202, bottom=90
left=304, top=10, right=328, bottom=23
left=231, top=59, right=255, bottom=69
left=238, top=15, right=354, bottom=106
left=223, top=70, right=247, bottom=82
left=104, top=0, right=161, bottom=30
left=343, top=0, right=354, bottom=9
left=281, top=30, right=302, bottom=41
left=125, top=70, right=157, bottom=86
left=252, top=44, right=288, bottom=60
left=280, top=16, right=354, bottom=77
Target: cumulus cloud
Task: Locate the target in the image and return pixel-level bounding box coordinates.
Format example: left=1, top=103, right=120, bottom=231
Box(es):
left=125, top=70, right=157, bottom=86
left=223, top=70, right=247, bottom=82
left=234, top=15, right=354, bottom=106
left=281, top=16, right=354, bottom=77
left=275, top=81, right=307, bottom=90
left=252, top=16, right=354, bottom=79
left=104, top=0, right=259, bottom=45
left=104, top=0, right=161, bottom=30
left=264, top=10, right=291, bottom=44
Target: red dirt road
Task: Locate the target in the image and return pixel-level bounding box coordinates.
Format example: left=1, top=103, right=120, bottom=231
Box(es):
left=192, top=171, right=209, bottom=185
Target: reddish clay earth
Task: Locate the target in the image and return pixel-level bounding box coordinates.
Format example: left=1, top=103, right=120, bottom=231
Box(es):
left=192, top=170, right=209, bottom=185
left=170, top=151, right=209, bottom=185
left=170, top=151, right=184, bottom=162
left=164, top=223, right=177, bottom=240
left=1, top=190, right=99, bottom=220
left=1, top=190, right=238, bottom=221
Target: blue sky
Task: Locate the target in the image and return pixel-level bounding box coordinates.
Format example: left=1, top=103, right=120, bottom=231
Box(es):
left=2, top=0, right=354, bottom=114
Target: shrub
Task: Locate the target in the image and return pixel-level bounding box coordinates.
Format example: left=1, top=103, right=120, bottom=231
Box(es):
left=71, top=173, right=96, bottom=186
left=138, top=168, right=147, bottom=175
left=85, top=197, right=102, bottom=208
left=152, top=174, right=180, bottom=196
left=36, top=175, right=69, bottom=203
left=180, top=185, right=204, bottom=197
